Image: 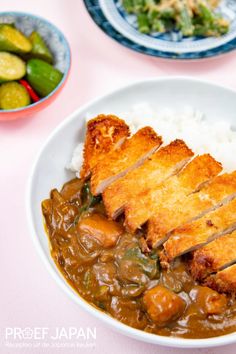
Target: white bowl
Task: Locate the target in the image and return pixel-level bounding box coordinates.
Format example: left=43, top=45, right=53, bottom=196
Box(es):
left=27, top=77, right=236, bottom=348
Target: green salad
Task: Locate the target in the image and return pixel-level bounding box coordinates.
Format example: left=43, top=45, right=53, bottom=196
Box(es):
left=122, top=0, right=230, bottom=37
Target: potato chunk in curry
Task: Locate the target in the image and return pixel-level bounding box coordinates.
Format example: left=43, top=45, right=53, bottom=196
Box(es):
left=143, top=285, right=186, bottom=326
left=78, top=213, right=123, bottom=248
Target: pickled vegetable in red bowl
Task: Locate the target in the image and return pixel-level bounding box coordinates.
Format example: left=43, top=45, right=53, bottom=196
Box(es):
left=0, top=12, right=71, bottom=121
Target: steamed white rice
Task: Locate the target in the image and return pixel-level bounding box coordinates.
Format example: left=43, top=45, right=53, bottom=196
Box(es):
left=69, top=103, right=236, bottom=175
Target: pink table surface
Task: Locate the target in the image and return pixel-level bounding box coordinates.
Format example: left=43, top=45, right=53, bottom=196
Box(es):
left=1, top=1, right=236, bottom=353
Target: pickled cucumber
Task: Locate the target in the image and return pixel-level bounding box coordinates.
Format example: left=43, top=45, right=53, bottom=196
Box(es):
left=26, top=59, right=63, bottom=97
left=0, top=24, right=32, bottom=53
left=0, top=82, right=31, bottom=110
left=0, top=52, right=26, bottom=82
left=29, top=31, right=53, bottom=64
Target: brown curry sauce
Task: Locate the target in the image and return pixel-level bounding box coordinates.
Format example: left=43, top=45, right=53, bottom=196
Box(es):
left=42, top=178, right=236, bottom=339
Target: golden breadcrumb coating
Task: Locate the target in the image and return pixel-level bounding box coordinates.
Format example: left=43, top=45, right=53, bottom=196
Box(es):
left=90, top=127, right=162, bottom=195
left=124, top=154, right=222, bottom=233
left=103, top=139, right=193, bottom=219
left=147, top=171, right=236, bottom=248
left=80, top=114, right=130, bottom=179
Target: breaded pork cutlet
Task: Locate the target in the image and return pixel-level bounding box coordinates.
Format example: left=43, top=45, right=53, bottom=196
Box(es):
left=147, top=171, right=236, bottom=248
left=103, top=140, right=193, bottom=219
left=162, top=197, right=236, bottom=264
left=80, top=115, right=130, bottom=180
left=205, top=264, right=236, bottom=294
left=90, top=127, right=162, bottom=195
left=189, top=230, right=236, bottom=281
left=124, top=154, right=222, bottom=233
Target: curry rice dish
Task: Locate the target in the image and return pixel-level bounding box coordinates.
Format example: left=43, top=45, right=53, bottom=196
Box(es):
left=42, top=114, right=236, bottom=339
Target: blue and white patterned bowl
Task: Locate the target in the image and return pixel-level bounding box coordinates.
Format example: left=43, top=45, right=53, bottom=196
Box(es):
left=0, top=12, right=71, bottom=120
left=99, top=0, right=236, bottom=54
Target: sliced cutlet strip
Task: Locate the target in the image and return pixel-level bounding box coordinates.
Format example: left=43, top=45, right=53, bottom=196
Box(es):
left=90, top=127, right=162, bottom=195
left=189, top=230, right=236, bottom=281
left=204, top=264, right=236, bottom=294
left=162, top=197, right=236, bottom=264
left=147, top=171, right=236, bottom=248
left=80, top=115, right=130, bottom=179
left=103, top=140, right=193, bottom=219
left=124, top=154, right=222, bottom=233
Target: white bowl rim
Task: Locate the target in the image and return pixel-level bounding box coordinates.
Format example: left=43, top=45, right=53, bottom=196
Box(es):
left=26, top=76, right=236, bottom=348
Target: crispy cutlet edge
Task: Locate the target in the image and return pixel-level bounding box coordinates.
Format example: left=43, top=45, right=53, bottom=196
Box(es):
left=103, top=139, right=193, bottom=219
left=161, top=224, right=210, bottom=266
left=80, top=114, right=130, bottom=180
left=133, top=126, right=162, bottom=143
left=161, top=198, right=236, bottom=267
left=160, top=222, right=208, bottom=268
left=123, top=141, right=194, bottom=233
left=147, top=177, right=234, bottom=250
left=146, top=154, right=222, bottom=248
left=147, top=171, right=236, bottom=248
left=90, top=127, right=162, bottom=195
left=177, top=154, right=222, bottom=190
left=188, top=247, right=217, bottom=281
left=204, top=264, right=236, bottom=294
left=189, top=229, right=236, bottom=281
left=149, top=139, right=194, bottom=162
left=147, top=216, right=172, bottom=248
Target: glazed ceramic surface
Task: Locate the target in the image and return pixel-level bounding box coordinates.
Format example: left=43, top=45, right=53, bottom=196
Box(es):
left=27, top=77, right=236, bottom=348
left=100, top=0, right=236, bottom=53
left=84, top=0, right=236, bottom=59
